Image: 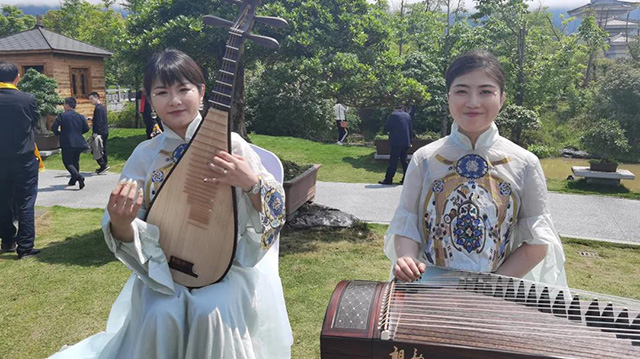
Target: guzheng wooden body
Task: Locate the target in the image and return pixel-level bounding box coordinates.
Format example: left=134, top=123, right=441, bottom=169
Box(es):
left=145, top=0, right=286, bottom=288
left=321, top=271, right=640, bottom=359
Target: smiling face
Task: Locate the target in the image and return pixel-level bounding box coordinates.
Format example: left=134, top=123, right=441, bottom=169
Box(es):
left=149, top=79, right=204, bottom=139
left=447, top=69, right=506, bottom=144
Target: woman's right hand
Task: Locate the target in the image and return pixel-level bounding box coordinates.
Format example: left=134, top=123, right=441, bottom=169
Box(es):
left=107, top=178, right=143, bottom=242
left=394, top=256, right=426, bottom=282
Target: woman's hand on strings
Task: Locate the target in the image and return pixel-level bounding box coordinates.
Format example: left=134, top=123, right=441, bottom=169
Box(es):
left=107, top=178, right=144, bottom=242
left=394, top=256, right=426, bottom=282
left=205, top=151, right=259, bottom=192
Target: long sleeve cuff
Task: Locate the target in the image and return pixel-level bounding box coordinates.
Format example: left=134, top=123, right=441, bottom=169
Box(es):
left=102, top=217, right=175, bottom=295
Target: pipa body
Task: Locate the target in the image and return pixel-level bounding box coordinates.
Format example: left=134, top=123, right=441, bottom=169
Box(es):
left=146, top=108, right=236, bottom=288
left=321, top=272, right=640, bottom=359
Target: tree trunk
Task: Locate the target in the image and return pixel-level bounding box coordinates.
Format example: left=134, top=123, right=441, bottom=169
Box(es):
left=516, top=26, right=526, bottom=106
left=230, top=59, right=248, bottom=141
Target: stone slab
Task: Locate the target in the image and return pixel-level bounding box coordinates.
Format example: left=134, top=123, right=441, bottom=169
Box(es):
left=571, top=166, right=635, bottom=180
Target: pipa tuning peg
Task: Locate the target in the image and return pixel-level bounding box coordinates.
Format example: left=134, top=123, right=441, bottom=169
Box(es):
left=255, top=16, right=288, bottom=28
left=203, top=15, right=234, bottom=29
left=247, top=33, right=280, bottom=49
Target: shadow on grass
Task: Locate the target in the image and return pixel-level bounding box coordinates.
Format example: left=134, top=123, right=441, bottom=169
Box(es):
left=36, top=228, right=117, bottom=267
left=342, top=153, right=388, bottom=174
left=279, top=221, right=374, bottom=255
left=567, top=178, right=631, bottom=195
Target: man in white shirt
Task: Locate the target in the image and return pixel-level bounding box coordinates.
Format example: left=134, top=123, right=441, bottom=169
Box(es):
left=334, top=102, right=348, bottom=145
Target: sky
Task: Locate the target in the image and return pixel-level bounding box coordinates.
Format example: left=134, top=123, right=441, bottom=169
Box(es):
left=0, top=0, right=597, bottom=9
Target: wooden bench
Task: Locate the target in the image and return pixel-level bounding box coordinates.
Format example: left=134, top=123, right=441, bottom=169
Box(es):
left=571, top=166, right=635, bottom=186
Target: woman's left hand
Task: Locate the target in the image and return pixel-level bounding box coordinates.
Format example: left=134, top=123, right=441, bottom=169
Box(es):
left=205, top=151, right=259, bottom=192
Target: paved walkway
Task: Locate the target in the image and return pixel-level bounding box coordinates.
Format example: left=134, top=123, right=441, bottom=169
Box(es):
left=36, top=170, right=640, bottom=245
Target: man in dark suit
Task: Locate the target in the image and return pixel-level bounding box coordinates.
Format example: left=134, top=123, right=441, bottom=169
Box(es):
left=88, top=91, right=109, bottom=174
left=379, top=105, right=413, bottom=185
left=0, top=61, right=41, bottom=259
left=52, top=97, right=90, bottom=189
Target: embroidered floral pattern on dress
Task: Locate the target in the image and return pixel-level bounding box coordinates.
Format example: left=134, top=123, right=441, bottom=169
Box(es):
left=499, top=182, right=512, bottom=196
left=172, top=143, right=189, bottom=163
left=259, top=181, right=286, bottom=249
left=433, top=179, right=444, bottom=193
left=151, top=169, right=165, bottom=183
left=455, top=154, right=488, bottom=179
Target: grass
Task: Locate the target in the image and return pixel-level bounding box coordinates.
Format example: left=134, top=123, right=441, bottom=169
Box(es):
left=2, top=207, right=640, bottom=359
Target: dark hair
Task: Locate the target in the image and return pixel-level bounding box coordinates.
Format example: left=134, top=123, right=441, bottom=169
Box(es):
left=143, top=48, right=205, bottom=97
left=64, top=97, right=77, bottom=109
left=445, top=50, right=505, bottom=94
left=0, top=61, right=19, bottom=83
left=88, top=91, right=100, bottom=99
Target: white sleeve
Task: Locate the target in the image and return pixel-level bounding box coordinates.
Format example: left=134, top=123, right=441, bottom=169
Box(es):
left=231, top=135, right=286, bottom=268
left=383, top=153, right=425, bottom=262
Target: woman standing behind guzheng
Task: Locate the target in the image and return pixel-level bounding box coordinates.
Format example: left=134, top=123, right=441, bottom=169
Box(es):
left=49, top=49, right=292, bottom=359
left=385, top=50, right=567, bottom=286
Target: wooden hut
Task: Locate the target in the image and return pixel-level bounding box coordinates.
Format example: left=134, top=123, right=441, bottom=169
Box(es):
left=0, top=22, right=112, bottom=121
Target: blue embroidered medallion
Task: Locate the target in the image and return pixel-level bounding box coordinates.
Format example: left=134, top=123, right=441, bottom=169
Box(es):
left=172, top=144, right=189, bottom=163
left=452, top=202, right=485, bottom=253
left=455, top=154, right=488, bottom=179
left=433, top=179, right=444, bottom=193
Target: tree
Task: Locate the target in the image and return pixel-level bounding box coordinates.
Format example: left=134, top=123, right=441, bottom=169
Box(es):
left=0, top=5, right=36, bottom=36
left=577, top=15, right=608, bottom=87
left=495, top=104, right=540, bottom=145
left=580, top=119, right=630, bottom=164
left=43, top=0, right=127, bottom=85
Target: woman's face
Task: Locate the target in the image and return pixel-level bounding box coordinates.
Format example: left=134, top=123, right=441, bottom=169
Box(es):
left=149, top=79, right=204, bottom=138
left=447, top=69, right=505, bottom=142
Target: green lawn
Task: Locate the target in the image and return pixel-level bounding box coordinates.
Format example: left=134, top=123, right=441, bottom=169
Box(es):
left=1, top=207, right=639, bottom=359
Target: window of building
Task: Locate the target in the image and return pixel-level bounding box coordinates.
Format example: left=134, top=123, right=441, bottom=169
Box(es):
left=70, top=68, right=90, bottom=98
left=22, top=65, right=44, bottom=74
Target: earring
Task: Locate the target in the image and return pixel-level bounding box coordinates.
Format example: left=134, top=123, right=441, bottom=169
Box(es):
left=151, top=108, right=157, bottom=119
left=199, top=100, right=204, bottom=111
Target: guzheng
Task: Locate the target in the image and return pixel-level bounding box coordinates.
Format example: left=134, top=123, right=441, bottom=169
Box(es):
left=321, top=270, right=640, bottom=359
left=145, top=0, right=286, bottom=287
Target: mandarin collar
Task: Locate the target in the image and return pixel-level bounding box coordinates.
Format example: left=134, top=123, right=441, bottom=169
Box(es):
left=162, top=114, right=202, bottom=143
left=449, top=122, right=499, bottom=151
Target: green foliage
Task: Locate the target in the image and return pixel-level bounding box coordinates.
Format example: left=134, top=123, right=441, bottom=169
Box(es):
left=0, top=5, right=35, bottom=36
left=17, top=69, right=63, bottom=133
left=108, top=102, right=137, bottom=128
left=527, top=144, right=559, bottom=159
left=591, top=63, right=640, bottom=149
left=246, top=60, right=334, bottom=140
left=580, top=119, right=631, bottom=163
left=495, top=104, right=540, bottom=145
left=280, top=159, right=312, bottom=182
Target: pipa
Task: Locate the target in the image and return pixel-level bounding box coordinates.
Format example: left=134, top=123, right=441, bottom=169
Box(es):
left=321, top=270, right=640, bottom=359
left=145, top=0, right=287, bottom=288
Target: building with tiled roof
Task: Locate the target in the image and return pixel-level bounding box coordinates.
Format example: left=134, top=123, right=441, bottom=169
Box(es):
left=0, top=21, right=112, bottom=118
left=568, top=0, right=640, bottom=59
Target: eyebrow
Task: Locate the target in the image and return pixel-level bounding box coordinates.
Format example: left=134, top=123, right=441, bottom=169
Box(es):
left=152, top=82, right=190, bottom=91
left=453, top=84, right=498, bottom=89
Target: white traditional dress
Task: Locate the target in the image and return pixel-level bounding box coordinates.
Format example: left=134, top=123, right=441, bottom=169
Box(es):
left=50, top=115, right=293, bottom=359
left=384, top=122, right=567, bottom=286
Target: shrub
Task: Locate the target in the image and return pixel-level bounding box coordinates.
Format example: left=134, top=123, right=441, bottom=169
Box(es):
left=17, top=68, right=63, bottom=133
left=580, top=119, right=631, bottom=163
left=246, top=61, right=334, bottom=140
left=495, top=104, right=541, bottom=146
left=109, top=102, right=137, bottom=128
left=527, top=144, right=559, bottom=159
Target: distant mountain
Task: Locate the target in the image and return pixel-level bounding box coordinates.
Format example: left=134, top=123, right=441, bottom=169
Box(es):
left=544, top=7, right=640, bottom=33
left=17, top=5, right=57, bottom=16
